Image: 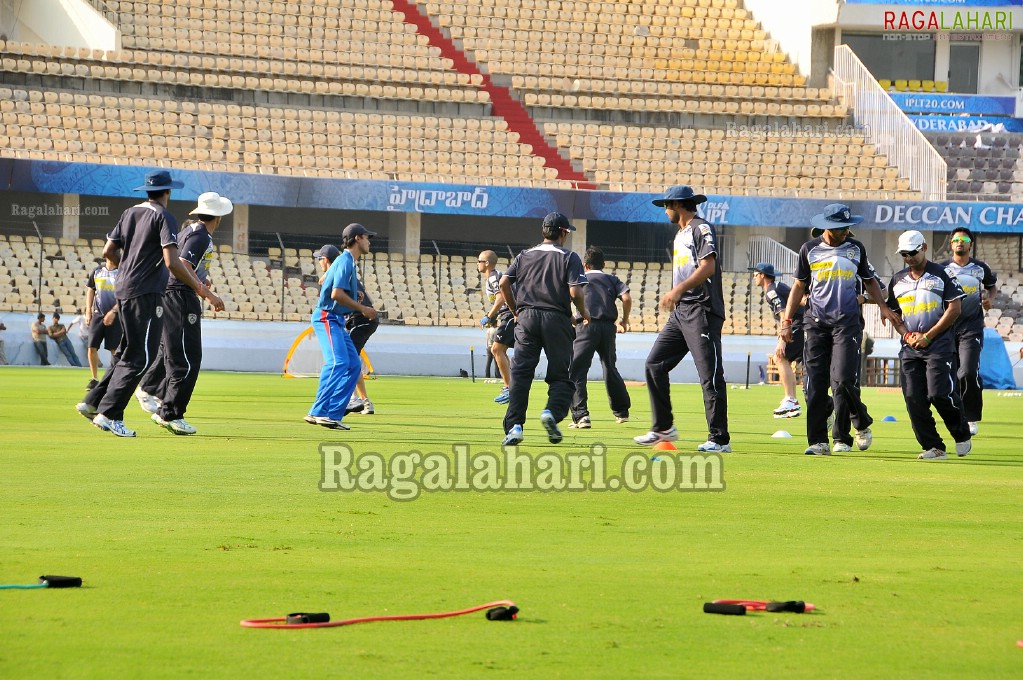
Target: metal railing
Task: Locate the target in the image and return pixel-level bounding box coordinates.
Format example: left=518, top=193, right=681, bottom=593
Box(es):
left=832, top=45, right=947, bottom=202
left=747, top=236, right=798, bottom=278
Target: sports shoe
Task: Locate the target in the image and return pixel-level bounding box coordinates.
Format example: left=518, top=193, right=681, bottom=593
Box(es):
left=502, top=424, right=523, bottom=446
left=804, top=443, right=830, bottom=455
left=540, top=409, right=563, bottom=444
left=615, top=415, right=629, bottom=424
left=773, top=398, right=801, bottom=418
left=93, top=414, right=136, bottom=437
left=955, top=439, right=972, bottom=457
left=696, top=440, right=732, bottom=453
left=494, top=387, right=511, bottom=404
left=345, top=398, right=364, bottom=414
left=832, top=442, right=853, bottom=453
left=86, top=379, right=98, bottom=390
left=75, top=401, right=97, bottom=420
left=314, top=416, right=350, bottom=431
left=303, top=414, right=317, bottom=424
left=568, top=416, right=591, bottom=429
left=854, top=427, right=872, bottom=451
left=134, top=387, right=160, bottom=414
left=967, top=421, right=979, bottom=436
left=634, top=426, right=679, bottom=446
left=159, top=413, right=197, bottom=435
left=360, top=400, right=374, bottom=415
left=918, top=448, right=948, bottom=460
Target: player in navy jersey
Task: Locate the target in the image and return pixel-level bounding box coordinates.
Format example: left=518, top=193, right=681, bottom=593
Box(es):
left=84, top=256, right=121, bottom=390
left=76, top=171, right=224, bottom=438
left=568, top=246, right=632, bottom=428
left=345, top=278, right=380, bottom=414
left=750, top=262, right=804, bottom=418
left=782, top=204, right=900, bottom=455
left=635, top=185, right=731, bottom=453
left=138, top=192, right=231, bottom=435
left=499, top=212, right=589, bottom=446
left=940, top=227, right=997, bottom=436
left=886, top=230, right=972, bottom=459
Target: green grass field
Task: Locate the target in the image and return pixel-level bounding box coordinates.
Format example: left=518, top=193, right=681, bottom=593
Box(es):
left=1, top=367, right=1021, bottom=678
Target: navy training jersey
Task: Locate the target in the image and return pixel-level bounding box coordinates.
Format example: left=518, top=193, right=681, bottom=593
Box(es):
left=484, top=269, right=513, bottom=321
left=886, top=261, right=965, bottom=354
left=106, top=201, right=179, bottom=299
left=940, top=257, right=996, bottom=334
left=764, top=280, right=804, bottom=330
left=672, top=216, right=725, bottom=318
left=87, top=265, right=118, bottom=314
left=795, top=237, right=877, bottom=325
left=168, top=219, right=214, bottom=291
left=347, top=279, right=379, bottom=332
left=582, top=270, right=628, bottom=322
left=503, top=243, right=587, bottom=316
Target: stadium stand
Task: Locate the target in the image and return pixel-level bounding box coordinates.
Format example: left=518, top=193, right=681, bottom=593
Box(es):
left=927, top=132, right=1023, bottom=203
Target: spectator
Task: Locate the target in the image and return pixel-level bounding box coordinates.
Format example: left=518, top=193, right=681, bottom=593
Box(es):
left=48, top=312, right=83, bottom=367
left=31, top=313, right=50, bottom=365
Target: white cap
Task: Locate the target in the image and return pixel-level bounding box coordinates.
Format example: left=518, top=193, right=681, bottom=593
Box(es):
left=895, top=230, right=926, bottom=254
left=189, top=191, right=234, bottom=217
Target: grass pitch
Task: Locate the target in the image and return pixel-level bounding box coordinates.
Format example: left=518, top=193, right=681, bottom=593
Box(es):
left=1, top=367, right=1021, bottom=678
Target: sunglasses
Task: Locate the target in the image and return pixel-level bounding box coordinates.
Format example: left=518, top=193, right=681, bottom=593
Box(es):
left=950, top=236, right=971, bottom=244
left=899, top=249, right=921, bottom=258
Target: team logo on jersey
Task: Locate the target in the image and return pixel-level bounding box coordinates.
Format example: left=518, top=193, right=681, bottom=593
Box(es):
left=699, top=224, right=712, bottom=236
left=156, top=306, right=164, bottom=318
left=188, top=313, right=198, bottom=325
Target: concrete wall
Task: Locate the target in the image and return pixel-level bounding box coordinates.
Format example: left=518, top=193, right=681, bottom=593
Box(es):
left=3, top=312, right=1019, bottom=387
left=9, top=0, right=117, bottom=49
left=744, top=0, right=840, bottom=78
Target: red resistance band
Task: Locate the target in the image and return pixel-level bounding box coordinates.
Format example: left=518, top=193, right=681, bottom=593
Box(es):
left=241, top=599, right=518, bottom=629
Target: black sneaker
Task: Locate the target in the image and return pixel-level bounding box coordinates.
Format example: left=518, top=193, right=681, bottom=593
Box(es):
left=86, top=379, right=98, bottom=390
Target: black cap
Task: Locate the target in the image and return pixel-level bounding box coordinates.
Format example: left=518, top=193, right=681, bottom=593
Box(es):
left=342, top=223, right=376, bottom=239
left=542, top=212, right=575, bottom=232
left=314, top=244, right=340, bottom=261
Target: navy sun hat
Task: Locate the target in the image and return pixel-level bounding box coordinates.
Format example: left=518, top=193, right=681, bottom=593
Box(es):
left=748, top=262, right=776, bottom=278
left=652, top=185, right=708, bottom=207
left=133, top=170, right=184, bottom=192
left=314, top=244, right=340, bottom=261
left=542, top=212, right=576, bottom=231
left=810, top=203, right=863, bottom=237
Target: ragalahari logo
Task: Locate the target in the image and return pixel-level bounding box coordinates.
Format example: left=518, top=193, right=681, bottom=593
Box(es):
left=884, top=10, right=1012, bottom=32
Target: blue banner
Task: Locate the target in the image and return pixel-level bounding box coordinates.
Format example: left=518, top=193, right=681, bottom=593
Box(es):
left=891, top=93, right=1016, bottom=116
left=4, top=159, right=1023, bottom=233
left=908, top=114, right=1023, bottom=133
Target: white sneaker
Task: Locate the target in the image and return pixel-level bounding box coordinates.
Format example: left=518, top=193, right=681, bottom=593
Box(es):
left=345, top=398, right=364, bottom=414
left=854, top=428, right=872, bottom=451
left=967, top=422, right=979, bottom=436
left=615, top=416, right=629, bottom=424
left=540, top=410, right=563, bottom=444
left=832, top=442, right=853, bottom=453
left=773, top=398, right=800, bottom=418
left=75, top=401, right=97, bottom=420
left=955, top=439, right=972, bottom=457
left=303, top=414, right=317, bottom=424
left=93, top=414, right=136, bottom=437
left=568, top=416, right=591, bottom=429
left=918, top=448, right=948, bottom=460
left=804, top=443, right=830, bottom=455
left=696, top=440, right=732, bottom=453
left=360, top=400, right=374, bottom=415
left=634, top=426, right=678, bottom=446
left=165, top=417, right=197, bottom=435
left=134, top=388, right=160, bottom=414
left=503, top=424, right=523, bottom=446
left=314, top=416, right=350, bottom=430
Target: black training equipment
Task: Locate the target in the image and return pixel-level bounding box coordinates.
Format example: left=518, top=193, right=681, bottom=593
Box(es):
left=703, top=602, right=746, bottom=616
left=39, top=575, right=82, bottom=588
left=286, top=612, right=331, bottom=624
left=766, top=600, right=806, bottom=613
left=485, top=606, right=519, bottom=621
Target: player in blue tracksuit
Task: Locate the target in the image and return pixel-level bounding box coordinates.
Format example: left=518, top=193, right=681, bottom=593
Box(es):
left=940, top=227, right=997, bottom=436
left=886, top=230, right=971, bottom=459
left=306, top=223, right=376, bottom=430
